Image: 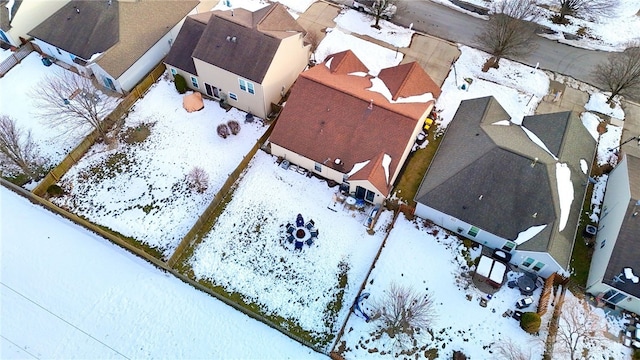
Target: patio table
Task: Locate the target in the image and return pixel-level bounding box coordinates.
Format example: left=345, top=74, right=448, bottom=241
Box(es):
left=517, top=275, right=535, bottom=295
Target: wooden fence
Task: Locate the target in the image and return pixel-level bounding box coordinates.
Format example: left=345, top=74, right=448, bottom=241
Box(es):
left=0, top=42, right=35, bottom=77
left=32, top=62, right=167, bottom=197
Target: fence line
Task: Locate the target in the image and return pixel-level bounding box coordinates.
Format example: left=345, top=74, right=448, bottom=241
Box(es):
left=0, top=43, right=35, bottom=77
left=32, top=62, right=167, bottom=197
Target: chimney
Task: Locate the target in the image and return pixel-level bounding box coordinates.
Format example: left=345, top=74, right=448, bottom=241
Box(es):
left=530, top=157, right=538, bottom=167
left=231, top=9, right=234, bottom=16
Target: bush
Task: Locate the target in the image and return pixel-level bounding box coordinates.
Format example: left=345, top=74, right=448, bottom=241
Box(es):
left=634, top=348, right=640, bottom=360
left=520, top=312, right=541, bottom=334
left=173, top=74, right=187, bottom=94
left=186, top=167, right=209, bottom=193
left=46, top=184, right=64, bottom=197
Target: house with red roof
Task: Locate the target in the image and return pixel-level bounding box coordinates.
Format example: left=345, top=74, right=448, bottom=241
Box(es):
left=269, top=50, right=441, bottom=205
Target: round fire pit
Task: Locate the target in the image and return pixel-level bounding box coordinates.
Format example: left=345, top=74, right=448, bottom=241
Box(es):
left=296, top=228, right=306, bottom=239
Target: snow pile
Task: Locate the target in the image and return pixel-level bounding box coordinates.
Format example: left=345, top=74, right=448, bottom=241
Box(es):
left=556, top=163, right=574, bottom=232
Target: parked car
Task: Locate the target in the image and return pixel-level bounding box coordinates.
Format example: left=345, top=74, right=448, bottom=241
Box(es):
left=351, top=0, right=397, bottom=20
left=515, top=297, right=534, bottom=309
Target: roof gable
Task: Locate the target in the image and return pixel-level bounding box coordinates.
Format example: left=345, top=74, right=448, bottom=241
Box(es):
left=522, top=112, right=571, bottom=158
left=349, top=153, right=392, bottom=196
left=325, top=50, right=369, bottom=75
left=164, top=16, right=208, bottom=75
left=29, top=0, right=119, bottom=60
left=378, top=61, right=442, bottom=100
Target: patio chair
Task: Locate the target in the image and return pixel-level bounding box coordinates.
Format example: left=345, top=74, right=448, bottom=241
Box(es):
left=286, top=225, right=295, bottom=234
left=306, top=238, right=314, bottom=246
left=294, top=241, right=304, bottom=250
left=296, top=214, right=304, bottom=227
left=287, top=234, right=295, bottom=243
left=310, top=229, right=318, bottom=238
left=305, top=222, right=314, bottom=230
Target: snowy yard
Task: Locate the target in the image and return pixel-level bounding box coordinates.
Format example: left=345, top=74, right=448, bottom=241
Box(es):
left=0, top=52, right=112, bottom=181
left=49, top=77, right=269, bottom=258
left=187, top=151, right=392, bottom=349
left=0, top=187, right=327, bottom=359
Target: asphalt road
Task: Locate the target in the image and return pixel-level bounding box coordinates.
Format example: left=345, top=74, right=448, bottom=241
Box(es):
left=334, top=0, right=614, bottom=88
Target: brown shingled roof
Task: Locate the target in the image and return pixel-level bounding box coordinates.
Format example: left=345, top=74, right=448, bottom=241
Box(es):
left=326, top=50, right=369, bottom=75
left=378, top=61, right=442, bottom=100
left=270, top=52, right=438, bottom=198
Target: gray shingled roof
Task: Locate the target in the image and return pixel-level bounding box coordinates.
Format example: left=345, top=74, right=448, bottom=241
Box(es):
left=603, top=154, right=640, bottom=298
left=164, top=16, right=208, bottom=75
left=28, top=0, right=119, bottom=60
left=0, top=0, right=22, bottom=31
left=415, top=96, right=597, bottom=269
left=191, top=3, right=304, bottom=83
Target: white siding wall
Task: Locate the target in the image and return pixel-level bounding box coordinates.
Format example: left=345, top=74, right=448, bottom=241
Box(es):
left=415, top=203, right=564, bottom=278
left=3, top=0, right=71, bottom=47
left=32, top=38, right=91, bottom=76
left=587, top=283, right=640, bottom=314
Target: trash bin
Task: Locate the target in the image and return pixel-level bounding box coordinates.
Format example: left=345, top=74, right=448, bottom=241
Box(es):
left=584, top=225, right=597, bottom=238
left=41, top=56, right=53, bottom=67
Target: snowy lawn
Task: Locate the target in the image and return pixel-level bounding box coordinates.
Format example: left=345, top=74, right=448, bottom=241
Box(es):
left=186, top=151, right=393, bottom=350
left=49, top=77, right=268, bottom=258
left=0, top=187, right=327, bottom=359
left=435, top=46, right=549, bottom=129
left=0, top=52, right=115, bottom=184
left=334, top=9, right=414, bottom=48
left=338, top=215, right=546, bottom=359
left=432, top=0, right=640, bottom=52
left=212, top=0, right=316, bottom=17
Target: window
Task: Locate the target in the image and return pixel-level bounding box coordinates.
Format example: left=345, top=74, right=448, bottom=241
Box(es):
left=190, top=76, right=198, bottom=88
left=238, top=79, right=255, bottom=94
left=532, top=262, right=545, bottom=272
left=57, top=48, right=62, bottom=55
left=467, top=226, right=479, bottom=237
left=314, top=163, right=322, bottom=172
left=365, top=189, right=375, bottom=202
left=501, top=241, right=516, bottom=252
left=522, top=258, right=534, bottom=267
left=170, top=68, right=177, bottom=76
left=603, top=289, right=627, bottom=304
left=600, top=239, right=606, bottom=249
left=228, top=92, right=238, bottom=101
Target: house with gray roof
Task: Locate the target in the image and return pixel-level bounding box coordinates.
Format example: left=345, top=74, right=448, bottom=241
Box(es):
left=414, top=96, right=597, bottom=278
left=28, top=0, right=199, bottom=94
left=164, top=3, right=310, bottom=119
left=586, top=153, right=640, bottom=314
left=0, top=0, right=70, bottom=48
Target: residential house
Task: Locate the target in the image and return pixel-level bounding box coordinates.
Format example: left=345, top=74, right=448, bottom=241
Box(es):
left=164, top=3, right=310, bottom=119
left=0, top=0, right=70, bottom=47
left=28, top=0, right=199, bottom=94
left=586, top=153, right=640, bottom=314
left=269, top=50, right=441, bottom=205
left=414, top=96, right=597, bottom=278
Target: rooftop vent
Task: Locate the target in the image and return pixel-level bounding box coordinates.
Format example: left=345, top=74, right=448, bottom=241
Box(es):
left=368, top=99, right=373, bottom=110
left=334, top=158, right=343, bottom=166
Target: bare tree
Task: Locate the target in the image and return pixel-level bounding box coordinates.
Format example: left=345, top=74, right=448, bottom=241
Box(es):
left=555, top=295, right=607, bottom=360
left=305, top=30, right=321, bottom=64
left=553, top=0, right=618, bottom=24
left=186, top=166, right=209, bottom=193
left=475, top=0, right=540, bottom=72
left=593, top=44, right=640, bottom=104
left=369, top=283, right=436, bottom=351
left=354, top=0, right=399, bottom=29
left=0, top=115, right=47, bottom=181
left=493, top=338, right=535, bottom=360
left=31, top=72, right=118, bottom=142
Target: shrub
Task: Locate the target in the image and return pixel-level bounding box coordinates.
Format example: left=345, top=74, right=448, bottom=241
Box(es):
left=46, top=184, right=64, bottom=197
left=633, top=348, right=640, bottom=360
left=173, top=74, right=187, bottom=94
left=186, top=167, right=209, bottom=193
left=520, top=312, right=541, bottom=334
